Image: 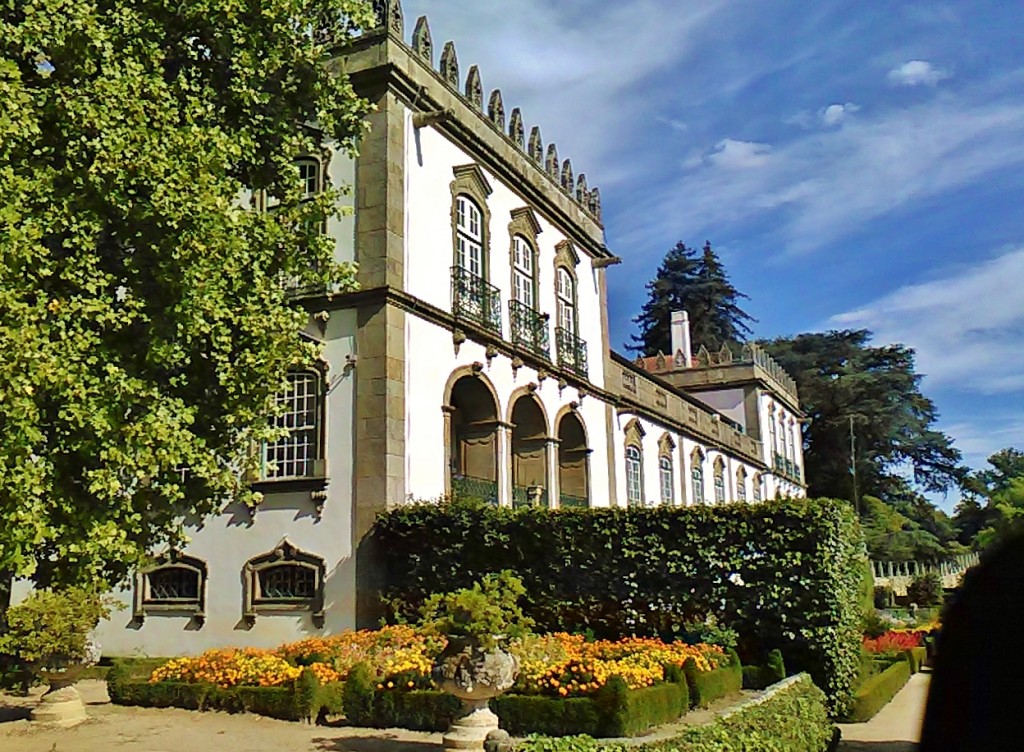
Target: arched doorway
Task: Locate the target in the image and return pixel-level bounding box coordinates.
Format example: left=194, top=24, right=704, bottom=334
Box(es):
left=510, top=395, right=548, bottom=508
left=448, top=375, right=500, bottom=504
left=557, top=411, right=590, bottom=508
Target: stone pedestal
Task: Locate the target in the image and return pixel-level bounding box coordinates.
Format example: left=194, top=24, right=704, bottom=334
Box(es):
left=31, top=683, right=88, bottom=727
left=443, top=698, right=500, bottom=752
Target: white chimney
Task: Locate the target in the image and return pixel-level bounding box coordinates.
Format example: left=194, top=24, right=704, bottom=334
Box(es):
left=671, top=310, right=692, bottom=368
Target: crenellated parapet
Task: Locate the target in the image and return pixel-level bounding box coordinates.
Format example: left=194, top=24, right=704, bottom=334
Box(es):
left=365, top=9, right=604, bottom=224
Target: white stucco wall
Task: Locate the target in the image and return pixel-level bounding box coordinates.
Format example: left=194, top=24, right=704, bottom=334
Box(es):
left=690, top=388, right=746, bottom=432
left=327, top=149, right=357, bottom=266
left=88, top=311, right=359, bottom=657
left=403, top=112, right=606, bottom=391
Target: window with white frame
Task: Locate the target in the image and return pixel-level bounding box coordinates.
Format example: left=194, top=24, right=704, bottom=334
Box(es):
left=691, top=452, right=705, bottom=505
left=736, top=468, right=747, bottom=502
left=714, top=461, right=726, bottom=503
left=660, top=456, right=674, bottom=506
left=777, top=412, right=787, bottom=456
left=556, top=267, right=576, bottom=335
left=456, top=195, right=484, bottom=277
left=625, top=445, right=643, bottom=506
left=787, top=420, right=796, bottom=462
left=768, top=406, right=777, bottom=453
left=262, top=371, right=323, bottom=480
left=753, top=473, right=764, bottom=502
left=512, top=235, right=535, bottom=308
left=296, top=158, right=321, bottom=200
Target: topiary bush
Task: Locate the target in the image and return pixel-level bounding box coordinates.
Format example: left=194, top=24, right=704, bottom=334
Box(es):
left=373, top=498, right=866, bottom=715
left=843, top=660, right=911, bottom=723
left=906, top=572, right=943, bottom=607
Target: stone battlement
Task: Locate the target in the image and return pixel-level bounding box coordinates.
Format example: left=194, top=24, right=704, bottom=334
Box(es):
left=368, top=1, right=603, bottom=225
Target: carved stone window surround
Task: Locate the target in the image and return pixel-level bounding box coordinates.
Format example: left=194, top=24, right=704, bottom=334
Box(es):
left=243, top=541, right=326, bottom=628
left=133, top=554, right=208, bottom=625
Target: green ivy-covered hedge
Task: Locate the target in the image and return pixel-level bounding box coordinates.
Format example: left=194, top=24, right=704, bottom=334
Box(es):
left=106, top=663, right=344, bottom=722
left=373, top=499, right=866, bottom=715
left=514, top=673, right=834, bottom=752
left=742, top=649, right=787, bottom=690
left=843, top=660, right=911, bottom=723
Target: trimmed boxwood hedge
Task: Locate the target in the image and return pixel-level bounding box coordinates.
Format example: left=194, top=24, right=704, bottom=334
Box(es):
left=343, top=661, right=690, bottom=737
left=742, top=649, right=787, bottom=690
left=684, top=650, right=743, bottom=708
left=514, top=673, right=834, bottom=752
left=903, top=647, right=927, bottom=674
left=106, top=663, right=344, bottom=722
left=843, top=659, right=911, bottom=723
left=372, top=498, right=866, bottom=715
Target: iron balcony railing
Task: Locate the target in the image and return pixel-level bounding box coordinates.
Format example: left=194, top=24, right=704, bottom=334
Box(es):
left=451, top=475, right=499, bottom=506
left=512, top=485, right=548, bottom=509
left=509, top=300, right=551, bottom=360
left=451, top=266, right=502, bottom=335
left=555, top=326, right=588, bottom=379
left=773, top=454, right=802, bottom=483
left=559, top=493, right=589, bottom=509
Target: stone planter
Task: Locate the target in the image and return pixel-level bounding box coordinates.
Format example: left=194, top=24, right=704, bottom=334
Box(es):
left=31, top=664, right=89, bottom=728
left=432, top=635, right=519, bottom=752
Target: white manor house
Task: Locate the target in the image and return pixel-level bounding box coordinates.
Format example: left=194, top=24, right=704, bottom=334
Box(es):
left=92, top=3, right=807, bottom=656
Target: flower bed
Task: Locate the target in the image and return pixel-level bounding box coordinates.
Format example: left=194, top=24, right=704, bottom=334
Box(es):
left=111, top=628, right=730, bottom=732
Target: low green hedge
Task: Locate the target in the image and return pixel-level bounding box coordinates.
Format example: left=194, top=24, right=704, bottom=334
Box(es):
left=742, top=649, right=786, bottom=690
left=493, top=674, right=690, bottom=738
left=107, top=663, right=344, bottom=722
left=843, top=659, right=911, bottom=723
left=341, top=662, right=460, bottom=731
left=514, top=673, right=834, bottom=752
left=903, top=647, right=927, bottom=674
left=343, top=662, right=690, bottom=737
left=684, top=651, right=743, bottom=708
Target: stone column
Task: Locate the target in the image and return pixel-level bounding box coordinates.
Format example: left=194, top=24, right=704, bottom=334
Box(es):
left=442, top=405, right=455, bottom=498
left=496, top=422, right=512, bottom=508
left=545, top=437, right=560, bottom=508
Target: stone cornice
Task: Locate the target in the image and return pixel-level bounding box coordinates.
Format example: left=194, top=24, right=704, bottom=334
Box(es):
left=333, top=32, right=614, bottom=263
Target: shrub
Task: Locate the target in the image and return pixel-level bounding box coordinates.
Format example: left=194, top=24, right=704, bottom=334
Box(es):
left=0, top=587, right=114, bottom=682
left=844, top=660, right=911, bottom=723
left=418, top=571, right=534, bottom=651
left=684, top=650, right=743, bottom=708
left=341, top=660, right=459, bottom=731
left=906, top=572, right=943, bottom=607
left=514, top=674, right=833, bottom=752
left=903, top=647, right=926, bottom=674
left=873, top=585, right=894, bottom=609
left=373, top=498, right=866, bottom=715
left=742, top=649, right=786, bottom=690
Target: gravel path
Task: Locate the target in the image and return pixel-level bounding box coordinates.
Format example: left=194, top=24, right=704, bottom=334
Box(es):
left=836, top=672, right=930, bottom=752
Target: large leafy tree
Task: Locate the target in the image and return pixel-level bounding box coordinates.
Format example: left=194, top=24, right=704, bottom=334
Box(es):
left=629, top=241, right=754, bottom=356
left=955, top=448, right=1024, bottom=551
left=761, top=330, right=964, bottom=504
left=0, top=0, right=374, bottom=590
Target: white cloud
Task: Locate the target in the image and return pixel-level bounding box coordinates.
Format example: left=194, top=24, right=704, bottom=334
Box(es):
left=888, top=60, right=951, bottom=87
left=828, top=247, right=1024, bottom=395
left=939, top=417, right=1024, bottom=471
left=820, top=102, right=859, bottom=126
left=706, top=139, right=772, bottom=169
left=620, top=97, right=1024, bottom=254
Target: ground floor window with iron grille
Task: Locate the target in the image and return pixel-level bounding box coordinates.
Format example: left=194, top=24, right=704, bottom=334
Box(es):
left=134, top=555, right=207, bottom=623
left=243, top=542, right=326, bottom=627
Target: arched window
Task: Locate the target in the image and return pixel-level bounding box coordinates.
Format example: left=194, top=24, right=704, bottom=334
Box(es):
left=753, top=473, right=763, bottom=502
left=455, top=195, right=484, bottom=278
left=691, top=450, right=705, bottom=505
left=243, top=542, right=325, bottom=627
left=556, top=268, right=576, bottom=335
left=787, top=419, right=796, bottom=462
left=659, top=456, right=674, bottom=506
left=133, top=555, right=207, bottom=624
left=512, top=235, right=536, bottom=309
left=714, top=459, right=726, bottom=503
left=736, top=467, right=747, bottom=502
left=261, top=370, right=324, bottom=480
left=625, top=445, right=643, bottom=506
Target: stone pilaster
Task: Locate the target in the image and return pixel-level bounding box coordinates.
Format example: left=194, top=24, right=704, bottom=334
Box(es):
left=496, top=423, right=512, bottom=507
left=545, top=437, right=560, bottom=508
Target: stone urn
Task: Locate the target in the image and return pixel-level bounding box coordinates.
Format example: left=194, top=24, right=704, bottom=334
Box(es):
left=31, top=638, right=99, bottom=728
left=432, top=635, right=519, bottom=752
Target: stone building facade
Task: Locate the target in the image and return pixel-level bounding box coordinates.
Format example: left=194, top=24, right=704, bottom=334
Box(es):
left=92, top=3, right=806, bottom=656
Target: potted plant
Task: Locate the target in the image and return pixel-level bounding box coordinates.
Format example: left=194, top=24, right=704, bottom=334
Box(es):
left=419, top=571, right=533, bottom=750
left=0, top=586, right=113, bottom=727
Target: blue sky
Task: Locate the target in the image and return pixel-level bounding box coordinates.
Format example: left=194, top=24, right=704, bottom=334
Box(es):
left=401, top=1, right=1024, bottom=507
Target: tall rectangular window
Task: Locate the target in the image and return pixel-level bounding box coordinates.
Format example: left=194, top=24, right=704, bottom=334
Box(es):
left=625, top=446, right=643, bottom=506
left=660, top=457, right=674, bottom=506
left=262, top=371, right=322, bottom=479
left=456, top=196, right=483, bottom=277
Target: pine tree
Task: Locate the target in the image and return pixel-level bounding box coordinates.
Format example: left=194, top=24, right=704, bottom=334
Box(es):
left=629, top=241, right=755, bottom=356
